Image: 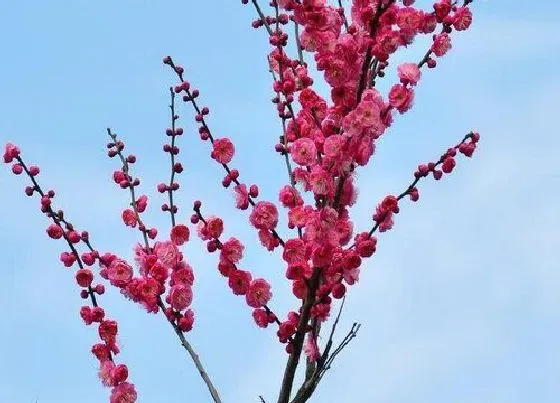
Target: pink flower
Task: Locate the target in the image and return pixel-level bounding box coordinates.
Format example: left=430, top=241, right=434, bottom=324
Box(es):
left=310, top=303, right=331, bottom=322
left=258, top=229, right=278, bottom=251
left=154, top=240, right=181, bottom=269
left=252, top=308, right=269, bottom=328
left=76, top=268, right=94, bottom=288
left=211, top=138, right=235, bottom=164
left=233, top=184, right=250, bottom=210
left=388, top=84, right=414, bottom=114
left=453, top=6, right=472, bottom=31
left=343, top=266, right=360, bottom=285
left=249, top=201, right=279, bottom=230
left=323, top=134, right=345, bottom=159
left=98, top=320, right=118, bottom=344
left=309, top=166, right=333, bottom=196
left=107, top=259, right=133, bottom=288
left=99, top=360, right=117, bottom=386
left=228, top=269, right=252, bottom=295
left=170, top=265, right=195, bottom=287
left=46, top=224, right=64, bottom=239
left=397, top=63, right=421, bottom=86
left=198, top=216, right=224, bottom=240
left=135, top=195, right=148, bottom=213
left=3, top=143, right=20, bottom=163
left=121, top=209, right=137, bottom=227
left=355, top=232, right=377, bottom=258
left=92, top=343, right=111, bottom=362
left=282, top=238, right=306, bottom=264
left=432, top=33, right=452, bottom=57
left=110, top=382, right=137, bottom=403
left=291, top=137, right=317, bottom=166
left=246, top=278, right=272, bottom=308
left=170, top=224, right=190, bottom=246
left=169, top=284, right=193, bottom=310
left=278, top=185, right=303, bottom=209
left=178, top=309, right=195, bottom=332
left=220, top=237, right=244, bottom=264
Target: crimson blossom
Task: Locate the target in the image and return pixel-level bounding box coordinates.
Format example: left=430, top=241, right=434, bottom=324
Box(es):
left=4, top=0, right=480, bottom=402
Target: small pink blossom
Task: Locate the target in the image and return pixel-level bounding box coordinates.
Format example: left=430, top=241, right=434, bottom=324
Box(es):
left=246, top=278, right=272, bottom=308
left=76, top=268, right=94, bottom=288
left=170, top=224, right=190, bottom=246
left=198, top=216, right=224, bottom=240
left=432, top=33, right=452, bottom=57
left=135, top=195, right=148, bottom=213
left=453, top=7, right=472, bottom=31
left=110, top=382, right=137, bottom=403
left=154, top=240, right=181, bottom=269
left=220, top=237, right=244, bottom=264
left=3, top=143, right=20, bottom=163
left=258, top=229, right=278, bottom=251
left=233, top=184, right=250, bottom=210
left=107, top=259, right=133, bottom=288
left=388, top=84, right=414, bottom=114
left=397, top=63, right=421, bottom=86
left=121, top=209, right=137, bottom=227
left=250, top=201, right=279, bottom=230
left=228, top=269, right=252, bottom=295
left=291, top=137, right=317, bottom=166
left=211, top=138, right=235, bottom=164
left=252, top=308, right=269, bottom=328
left=278, top=185, right=303, bottom=209
left=169, top=284, right=193, bottom=310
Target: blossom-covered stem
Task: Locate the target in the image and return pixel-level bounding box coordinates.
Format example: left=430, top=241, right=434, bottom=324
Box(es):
left=107, top=129, right=150, bottom=249
left=194, top=206, right=285, bottom=333
left=356, top=0, right=396, bottom=102
left=269, top=63, right=296, bottom=189
left=277, top=268, right=321, bottom=403
left=337, top=0, right=349, bottom=32
left=357, top=131, right=479, bottom=244
left=7, top=154, right=143, bottom=401
left=251, top=0, right=274, bottom=36
left=164, top=57, right=286, bottom=247
left=167, top=87, right=179, bottom=227
left=106, top=130, right=222, bottom=402
left=15, top=155, right=102, bottom=309
left=156, top=298, right=222, bottom=403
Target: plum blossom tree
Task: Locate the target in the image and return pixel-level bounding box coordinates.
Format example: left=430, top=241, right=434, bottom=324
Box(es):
left=3, top=0, right=480, bottom=402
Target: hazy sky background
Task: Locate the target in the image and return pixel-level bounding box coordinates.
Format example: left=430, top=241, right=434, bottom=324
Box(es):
left=1, top=1, right=559, bottom=402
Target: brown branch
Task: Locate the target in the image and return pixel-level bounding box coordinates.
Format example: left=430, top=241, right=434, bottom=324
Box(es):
left=157, top=299, right=222, bottom=403
left=277, top=268, right=321, bottom=403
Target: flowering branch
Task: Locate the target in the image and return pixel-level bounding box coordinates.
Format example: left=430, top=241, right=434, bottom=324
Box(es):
left=5, top=147, right=136, bottom=401
left=3, top=1, right=482, bottom=402
left=106, top=129, right=222, bottom=403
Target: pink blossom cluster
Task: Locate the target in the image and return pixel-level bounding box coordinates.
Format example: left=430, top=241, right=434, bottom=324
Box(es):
left=3, top=144, right=137, bottom=402
left=106, top=133, right=196, bottom=332
left=191, top=202, right=278, bottom=331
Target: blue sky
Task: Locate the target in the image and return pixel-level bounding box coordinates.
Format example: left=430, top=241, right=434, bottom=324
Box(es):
left=1, top=1, right=559, bottom=402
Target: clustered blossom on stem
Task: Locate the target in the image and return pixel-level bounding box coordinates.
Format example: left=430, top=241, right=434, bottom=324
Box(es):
left=3, top=144, right=136, bottom=403
left=163, top=56, right=286, bottom=252
left=4, top=1, right=480, bottom=402
left=106, top=130, right=196, bottom=332
left=191, top=202, right=284, bottom=332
